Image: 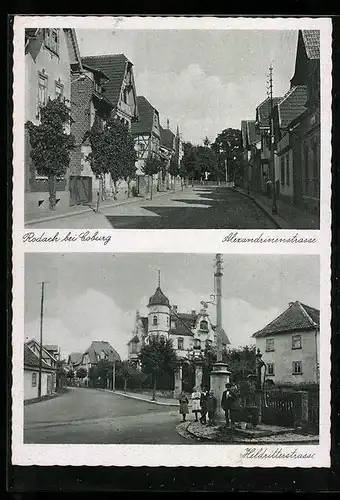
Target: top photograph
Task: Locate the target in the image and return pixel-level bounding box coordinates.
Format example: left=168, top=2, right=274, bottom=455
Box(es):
left=23, top=27, right=323, bottom=229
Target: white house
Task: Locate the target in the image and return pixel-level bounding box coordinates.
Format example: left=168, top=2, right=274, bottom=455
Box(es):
left=24, top=342, right=57, bottom=401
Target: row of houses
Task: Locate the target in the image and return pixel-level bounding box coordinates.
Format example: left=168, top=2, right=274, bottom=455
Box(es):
left=24, top=339, right=60, bottom=401
left=241, top=30, right=320, bottom=214
left=25, top=28, right=183, bottom=217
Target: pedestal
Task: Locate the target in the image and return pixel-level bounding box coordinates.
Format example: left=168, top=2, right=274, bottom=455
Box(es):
left=210, top=362, right=231, bottom=423
left=173, top=364, right=183, bottom=399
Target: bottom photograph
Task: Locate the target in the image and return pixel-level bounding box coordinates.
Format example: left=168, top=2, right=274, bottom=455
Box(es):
left=23, top=252, right=320, bottom=445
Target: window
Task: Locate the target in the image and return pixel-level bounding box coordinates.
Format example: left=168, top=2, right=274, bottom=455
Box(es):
left=55, top=81, right=64, bottom=100
left=171, top=320, right=177, bottom=329
left=153, top=315, right=158, bottom=326
left=286, top=155, right=290, bottom=186
left=177, top=338, right=184, bottom=350
left=205, top=339, right=212, bottom=348
left=267, top=363, right=275, bottom=376
left=292, top=361, right=302, bottom=375
left=44, top=28, right=59, bottom=55
left=193, top=339, right=201, bottom=350
left=166, top=316, right=169, bottom=326
left=38, top=73, right=48, bottom=109
left=200, top=320, right=208, bottom=331
left=266, top=338, right=275, bottom=352
left=292, top=334, right=302, bottom=350
left=280, top=157, right=285, bottom=185
left=32, top=372, right=37, bottom=387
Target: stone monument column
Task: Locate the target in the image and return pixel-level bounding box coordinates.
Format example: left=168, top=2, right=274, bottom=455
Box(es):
left=194, top=360, right=204, bottom=389
left=174, top=363, right=183, bottom=398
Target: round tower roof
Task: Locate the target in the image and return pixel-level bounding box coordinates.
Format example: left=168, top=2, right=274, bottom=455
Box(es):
left=148, top=286, right=170, bottom=307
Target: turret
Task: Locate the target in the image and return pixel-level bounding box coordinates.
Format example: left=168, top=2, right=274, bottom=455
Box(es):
left=147, top=271, right=171, bottom=338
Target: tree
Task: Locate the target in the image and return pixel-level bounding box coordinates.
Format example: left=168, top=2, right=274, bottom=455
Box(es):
left=88, top=365, right=98, bottom=388
left=96, top=359, right=113, bottom=388
left=85, top=117, right=137, bottom=203
left=142, top=154, right=163, bottom=200
left=25, top=98, right=75, bottom=210
left=56, top=360, right=68, bottom=390
left=76, top=367, right=87, bottom=384
left=180, top=142, right=200, bottom=186
left=211, top=128, right=243, bottom=183
left=169, top=155, right=179, bottom=188
left=116, top=360, right=137, bottom=392
left=139, top=336, right=177, bottom=400
left=66, top=369, right=75, bottom=386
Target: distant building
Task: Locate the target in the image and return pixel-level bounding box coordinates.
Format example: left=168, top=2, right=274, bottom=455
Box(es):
left=80, top=341, right=121, bottom=386
left=252, top=301, right=320, bottom=385
left=67, top=352, right=83, bottom=372
left=24, top=340, right=58, bottom=400
left=127, top=279, right=230, bottom=367
left=131, top=96, right=161, bottom=194
left=241, top=119, right=261, bottom=192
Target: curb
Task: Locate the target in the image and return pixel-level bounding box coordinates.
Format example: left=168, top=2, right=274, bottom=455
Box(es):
left=235, top=188, right=283, bottom=229
left=176, top=422, right=199, bottom=441
left=25, top=188, right=182, bottom=226
left=24, top=391, right=61, bottom=406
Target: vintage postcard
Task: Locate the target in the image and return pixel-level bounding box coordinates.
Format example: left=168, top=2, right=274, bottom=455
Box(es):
left=11, top=16, right=332, bottom=469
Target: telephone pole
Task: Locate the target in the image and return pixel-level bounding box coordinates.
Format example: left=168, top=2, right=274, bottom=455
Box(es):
left=38, top=281, right=48, bottom=398
left=268, top=65, right=278, bottom=215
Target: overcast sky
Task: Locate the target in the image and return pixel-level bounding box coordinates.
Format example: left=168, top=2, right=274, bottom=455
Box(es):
left=76, top=29, right=298, bottom=145
left=25, top=253, right=319, bottom=359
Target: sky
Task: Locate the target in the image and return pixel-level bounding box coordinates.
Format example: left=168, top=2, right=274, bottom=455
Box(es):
left=76, top=29, right=298, bottom=145
left=24, top=253, right=319, bottom=360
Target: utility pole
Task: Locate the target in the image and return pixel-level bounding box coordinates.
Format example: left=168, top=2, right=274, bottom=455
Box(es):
left=268, top=65, right=278, bottom=215
left=38, top=281, right=48, bottom=398
left=215, top=254, right=223, bottom=362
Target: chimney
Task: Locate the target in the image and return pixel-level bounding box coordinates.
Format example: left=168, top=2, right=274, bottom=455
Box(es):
left=172, top=305, right=178, bottom=313
left=167, top=119, right=170, bottom=129
left=289, top=301, right=295, bottom=307
left=191, top=309, right=196, bottom=316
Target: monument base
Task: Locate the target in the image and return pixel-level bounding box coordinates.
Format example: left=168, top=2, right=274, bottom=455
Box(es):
left=210, top=362, right=231, bottom=423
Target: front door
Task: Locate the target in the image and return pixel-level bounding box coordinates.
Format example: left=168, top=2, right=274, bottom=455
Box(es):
left=69, top=176, right=93, bottom=206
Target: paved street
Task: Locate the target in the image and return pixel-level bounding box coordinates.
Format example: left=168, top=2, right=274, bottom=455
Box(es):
left=27, top=186, right=276, bottom=229
left=24, top=388, right=194, bottom=444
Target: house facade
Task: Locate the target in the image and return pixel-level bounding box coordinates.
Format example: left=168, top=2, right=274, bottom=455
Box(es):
left=127, top=281, right=230, bottom=367
left=131, top=96, right=161, bottom=194
left=241, top=119, right=261, bottom=192
left=79, top=341, right=121, bottom=386
left=69, top=60, right=113, bottom=204
left=255, top=96, right=282, bottom=195
left=24, top=28, right=83, bottom=218
left=24, top=341, right=57, bottom=400
left=252, top=301, right=320, bottom=385
left=288, top=30, right=320, bottom=213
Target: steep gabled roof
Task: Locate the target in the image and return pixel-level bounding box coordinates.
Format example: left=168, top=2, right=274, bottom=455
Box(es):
left=131, top=96, right=158, bottom=136
left=170, top=312, right=197, bottom=337
left=160, top=126, right=175, bottom=151
left=24, top=344, right=54, bottom=371
left=213, top=325, right=231, bottom=345
left=81, top=54, right=131, bottom=108
left=276, top=85, right=307, bottom=129
left=252, top=301, right=320, bottom=338
left=68, top=352, right=83, bottom=365
left=302, top=30, right=320, bottom=60
left=84, top=341, right=121, bottom=364
left=256, top=97, right=283, bottom=128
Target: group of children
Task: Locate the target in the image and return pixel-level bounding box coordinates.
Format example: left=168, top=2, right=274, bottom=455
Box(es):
left=178, top=383, right=238, bottom=427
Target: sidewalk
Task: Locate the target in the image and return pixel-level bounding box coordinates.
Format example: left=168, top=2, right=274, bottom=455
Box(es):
left=177, top=421, right=319, bottom=444
left=97, top=388, right=182, bottom=407
left=235, top=187, right=319, bottom=229
left=25, top=187, right=182, bottom=226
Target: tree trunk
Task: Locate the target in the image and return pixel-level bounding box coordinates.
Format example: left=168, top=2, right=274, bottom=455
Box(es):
left=124, top=378, right=127, bottom=392
left=113, top=180, right=118, bottom=200
left=181, top=177, right=183, bottom=191
left=102, top=174, right=107, bottom=201
left=152, top=375, right=157, bottom=401
left=150, top=175, right=153, bottom=200
left=127, top=178, right=131, bottom=198
left=48, top=175, right=57, bottom=211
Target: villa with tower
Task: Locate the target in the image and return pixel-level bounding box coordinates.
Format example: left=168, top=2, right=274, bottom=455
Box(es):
left=127, top=264, right=230, bottom=396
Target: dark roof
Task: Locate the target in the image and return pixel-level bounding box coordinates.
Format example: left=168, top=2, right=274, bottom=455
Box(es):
left=25, top=28, right=40, bottom=39
left=252, top=301, right=320, bottom=338
left=302, top=30, right=320, bottom=60
left=148, top=286, right=170, bottom=307
left=256, top=97, right=283, bottom=128
left=160, top=126, right=175, bottom=150
left=81, top=54, right=130, bottom=107
left=68, top=352, right=83, bottom=365
left=247, top=120, right=260, bottom=144
left=131, top=96, right=158, bottom=136
left=276, top=85, right=307, bottom=129
left=81, top=61, right=109, bottom=81
left=24, top=344, right=53, bottom=370
left=170, top=312, right=197, bottom=336
left=84, top=341, right=121, bottom=364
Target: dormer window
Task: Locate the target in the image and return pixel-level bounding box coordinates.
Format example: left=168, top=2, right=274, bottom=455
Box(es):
left=153, top=315, right=158, bottom=326
left=200, top=320, right=208, bottom=331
